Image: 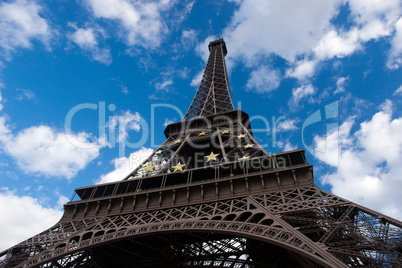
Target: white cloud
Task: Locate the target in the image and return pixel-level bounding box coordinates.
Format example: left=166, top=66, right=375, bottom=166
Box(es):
left=286, top=59, right=318, bottom=80
left=0, top=189, right=63, bottom=251
left=111, top=78, right=129, bottom=94
left=334, top=76, right=349, bottom=94
left=293, top=0, right=401, bottom=74
left=313, top=119, right=353, bottom=167
left=172, top=0, right=195, bottom=26
left=220, top=0, right=402, bottom=83
left=246, top=65, right=281, bottom=93
left=163, top=118, right=176, bottom=127
left=0, top=116, right=12, bottom=143
left=0, top=118, right=100, bottom=179
left=190, top=69, right=204, bottom=87
left=0, top=88, right=3, bottom=112
left=223, top=0, right=341, bottom=63
left=276, top=140, right=297, bottom=151
left=98, top=147, right=153, bottom=184
left=68, top=24, right=112, bottom=65
left=69, top=26, right=97, bottom=48
left=84, top=0, right=173, bottom=48
left=315, top=100, right=402, bottom=220
left=276, top=119, right=298, bottom=132
left=288, top=25, right=380, bottom=81
left=176, top=67, right=189, bottom=80
left=182, top=29, right=197, bottom=40
left=15, top=88, right=36, bottom=101
left=359, top=19, right=390, bottom=41
left=313, top=28, right=360, bottom=60
left=155, top=78, right=173, bottom=91
left=284, top=142, right=297, bottom=151
left=291, top=84, right=316, bottom=105
left=56, top=194, right=69, bottom=208
left=181, top=29, right=197, bottom=49
left=394, top=85, right=402, bottom=96
left=387, top=18, right=402, bottom=69
left=0, top=0, right=52, bottom=59
left=109, top=111, right=142, bottom=143
left=348, top=0, right=400, bottom=41
left=0, top=83, right=101, bottom=179
left=195, top=35, right=216, bottom=63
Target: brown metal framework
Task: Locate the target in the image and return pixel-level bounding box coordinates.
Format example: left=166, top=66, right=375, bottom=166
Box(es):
left=1, top=39, right=401, bottom=268
left=184, top=39, right=234, bottom=120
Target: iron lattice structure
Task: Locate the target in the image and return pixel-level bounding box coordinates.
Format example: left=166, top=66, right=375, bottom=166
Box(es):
left=1, top=39, right=402, bottom=268
left=184, top=40, right=234, bottom=120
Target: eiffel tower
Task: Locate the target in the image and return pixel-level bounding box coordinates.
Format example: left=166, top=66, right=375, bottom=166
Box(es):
left=1, top=39, right=402, bottom=268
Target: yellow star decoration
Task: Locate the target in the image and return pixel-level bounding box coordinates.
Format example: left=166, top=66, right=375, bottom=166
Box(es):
left=145, top=164, right=155, bottom=172
left=243, top=143, right=254, bottom=149
left=142, top=161, right=150, bottom=167
left=198, top=131, right=207, bottom=136
left=221, top=129, right=230, bottom=134
left=205, top=152, right=219, bottom=162
left=174, top=139, right=182, bottom=144
left=172, top=162, right=186, bottom=172
left=155, top=149, right=163, bottom=154
left=239, top=155, right=250, bottom=161
left=237, top=134, right=246, bottom=139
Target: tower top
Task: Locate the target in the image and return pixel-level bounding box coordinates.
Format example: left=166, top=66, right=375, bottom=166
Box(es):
left=184, top=38, right=233, bottom=120
left=208, top=38, right=227, bottom=56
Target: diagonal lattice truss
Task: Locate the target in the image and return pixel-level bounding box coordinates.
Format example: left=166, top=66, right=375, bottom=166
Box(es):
left=184, top=39, right=234, bottom=120
left=2, top=186, right=402, bottom=267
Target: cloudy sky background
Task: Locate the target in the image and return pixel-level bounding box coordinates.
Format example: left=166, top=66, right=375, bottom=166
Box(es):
left=0, top=0, right=401, bottom=251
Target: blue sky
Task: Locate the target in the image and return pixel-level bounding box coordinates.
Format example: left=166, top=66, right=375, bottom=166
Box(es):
left=0, top=0, right=401, bottom=251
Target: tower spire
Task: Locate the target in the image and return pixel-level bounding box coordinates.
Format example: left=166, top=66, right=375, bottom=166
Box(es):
left=184, top=39, right=234, bottom=120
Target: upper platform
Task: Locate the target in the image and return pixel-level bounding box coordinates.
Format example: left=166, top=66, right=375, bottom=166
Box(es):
left=208, top=39, right=227, bottom=56
left=164, top=109, right=251, bottom=138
